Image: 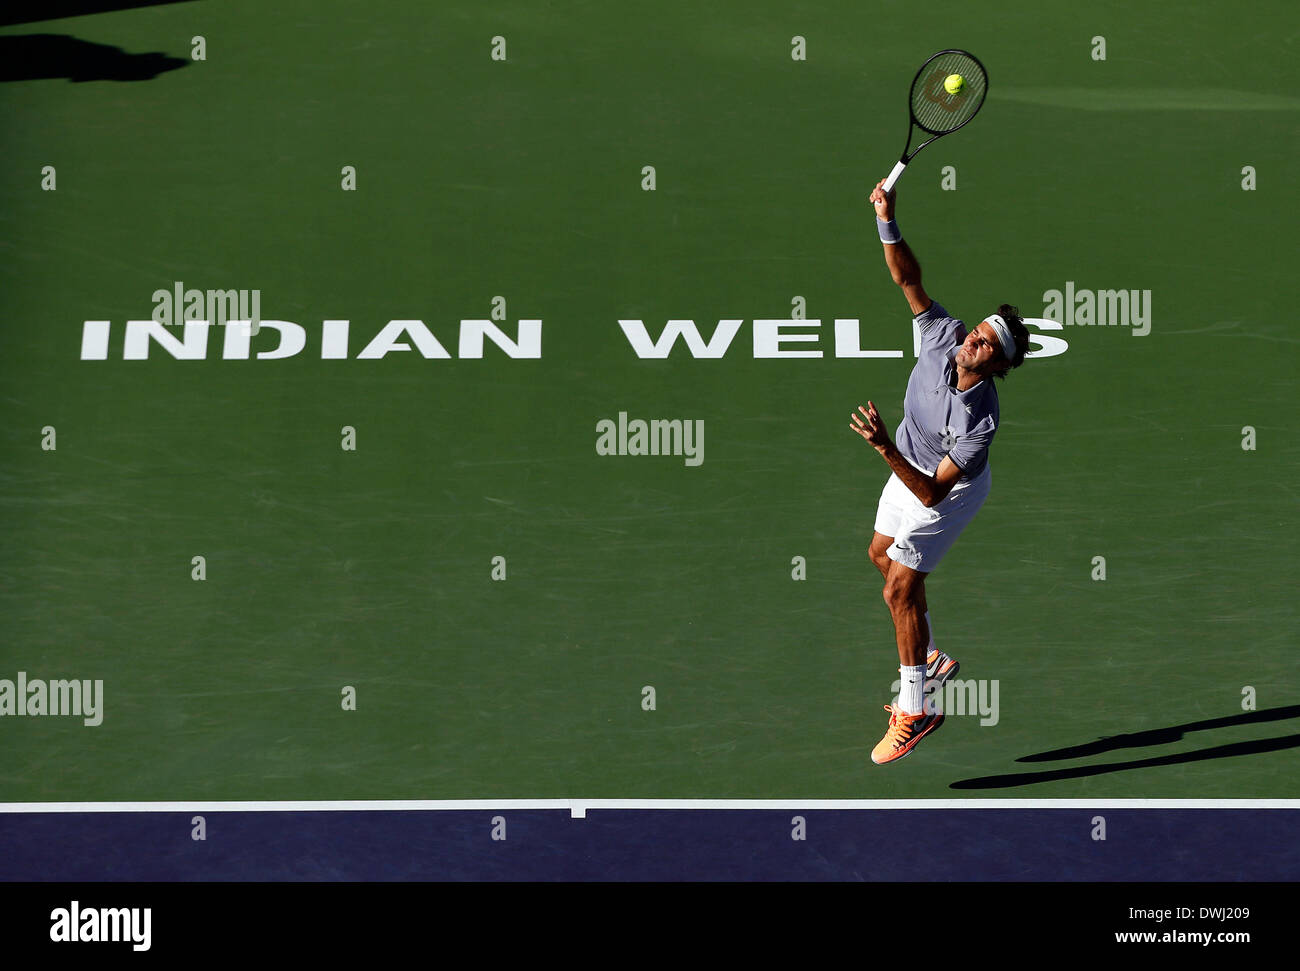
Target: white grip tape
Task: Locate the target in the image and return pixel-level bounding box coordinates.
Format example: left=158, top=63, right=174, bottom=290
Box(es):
left=882, top=160, right=907, bottom=193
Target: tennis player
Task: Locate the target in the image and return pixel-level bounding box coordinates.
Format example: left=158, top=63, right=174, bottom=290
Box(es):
left=850, top=179, right=1030, bottom=764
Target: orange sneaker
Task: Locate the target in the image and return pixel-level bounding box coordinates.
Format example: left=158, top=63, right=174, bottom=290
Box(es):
left=871, top=704, right=945, bottom=765
left=926, top=650, right=960, bottom=692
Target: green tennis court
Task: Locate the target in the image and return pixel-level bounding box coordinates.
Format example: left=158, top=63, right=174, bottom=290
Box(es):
left=1, top=0, right=1296, bottom=804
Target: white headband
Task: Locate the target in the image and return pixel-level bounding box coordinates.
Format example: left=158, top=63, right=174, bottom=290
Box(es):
left=983, top=314, right=1016, bottom=362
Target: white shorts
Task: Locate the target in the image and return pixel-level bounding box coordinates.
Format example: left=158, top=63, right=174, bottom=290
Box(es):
left=872, top=460, right=991, bottom=573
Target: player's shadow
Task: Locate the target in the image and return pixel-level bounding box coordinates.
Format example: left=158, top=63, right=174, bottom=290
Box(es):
left=1, top=1, right=198, bottom=28
left=948, top=705, right=1300, bottom=790
left=1017, top=704, right=1300, bottom=762
left=0, top=34, right=188, bottom=83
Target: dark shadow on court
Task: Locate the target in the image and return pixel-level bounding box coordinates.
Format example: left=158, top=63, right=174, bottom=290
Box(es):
left=949, top=733, right=1300, bottom=790
left=1, top=1, right=198, bottom=28
left=0, top=34, right=188, bottom=82
left=1016, top=704, right=1300, bottom=762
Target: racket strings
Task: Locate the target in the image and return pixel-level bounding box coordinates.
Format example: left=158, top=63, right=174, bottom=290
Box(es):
left=910, top=52, right=986, bottom=133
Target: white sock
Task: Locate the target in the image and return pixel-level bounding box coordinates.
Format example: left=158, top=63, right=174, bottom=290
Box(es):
left=899, top=663, right=926, bottom=715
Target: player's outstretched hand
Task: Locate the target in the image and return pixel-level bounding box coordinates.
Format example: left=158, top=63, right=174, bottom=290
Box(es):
left=869, top=180, right=896, bottom=221
left=850, top=401, right=892, bottom=451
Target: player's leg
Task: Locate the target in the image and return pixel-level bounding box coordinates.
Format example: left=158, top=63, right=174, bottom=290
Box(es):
left=868, top=531, right=894, bottom=580
left=872, top=558, right=947, bottom=764
left=872, top=471, right=993, bottom=763
left=915, top=580, right=960, bottom=697
left=904, top=583, right=950, bottom=680
left=895, top=469, right=990, bottom=630
left=871, top=485, right=961, bottom=764
left=874, top=474, right=932, bottom=713
left=882, top=559, right=929, bottom=669
left=904, top=468, right=990, bottom=696
left=870, top=471, right=984, bottom=762
left=872, top=486, right=954, bottom=676
left=875, top=536, right=953, bottom=686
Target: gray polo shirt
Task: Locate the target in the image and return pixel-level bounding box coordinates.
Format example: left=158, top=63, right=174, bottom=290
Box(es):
left=894, top=300, right=998, bottom=481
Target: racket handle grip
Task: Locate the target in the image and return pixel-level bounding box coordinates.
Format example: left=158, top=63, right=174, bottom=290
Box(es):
left=882, top=160, right=907, bottom=193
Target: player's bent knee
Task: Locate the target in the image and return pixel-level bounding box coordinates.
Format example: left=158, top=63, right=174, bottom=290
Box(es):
left=883, top=578, right=909, bottom=610
left=883, top=570, right=924, bottom=611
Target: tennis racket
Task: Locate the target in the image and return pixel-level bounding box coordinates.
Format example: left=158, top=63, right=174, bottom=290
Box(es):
left=881, top=49, right=988, bottom=193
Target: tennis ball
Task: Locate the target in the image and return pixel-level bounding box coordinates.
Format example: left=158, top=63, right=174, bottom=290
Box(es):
left=944, top=74, right=965, bottom=95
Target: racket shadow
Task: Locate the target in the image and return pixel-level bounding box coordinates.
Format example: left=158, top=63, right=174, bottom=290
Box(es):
left=948, top=731, right=1300, bottom=790
left=1016, top=704, right=1300, bottom=763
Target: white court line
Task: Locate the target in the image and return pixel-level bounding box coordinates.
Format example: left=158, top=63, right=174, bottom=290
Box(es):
left=0, top=799, right=1296, bottom=813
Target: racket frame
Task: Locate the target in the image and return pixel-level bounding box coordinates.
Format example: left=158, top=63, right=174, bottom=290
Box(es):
left=882, top=49, right=988, bottom=193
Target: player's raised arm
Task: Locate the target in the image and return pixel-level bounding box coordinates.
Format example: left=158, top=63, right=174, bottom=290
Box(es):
left=870, top=180, right=930, bottom=316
